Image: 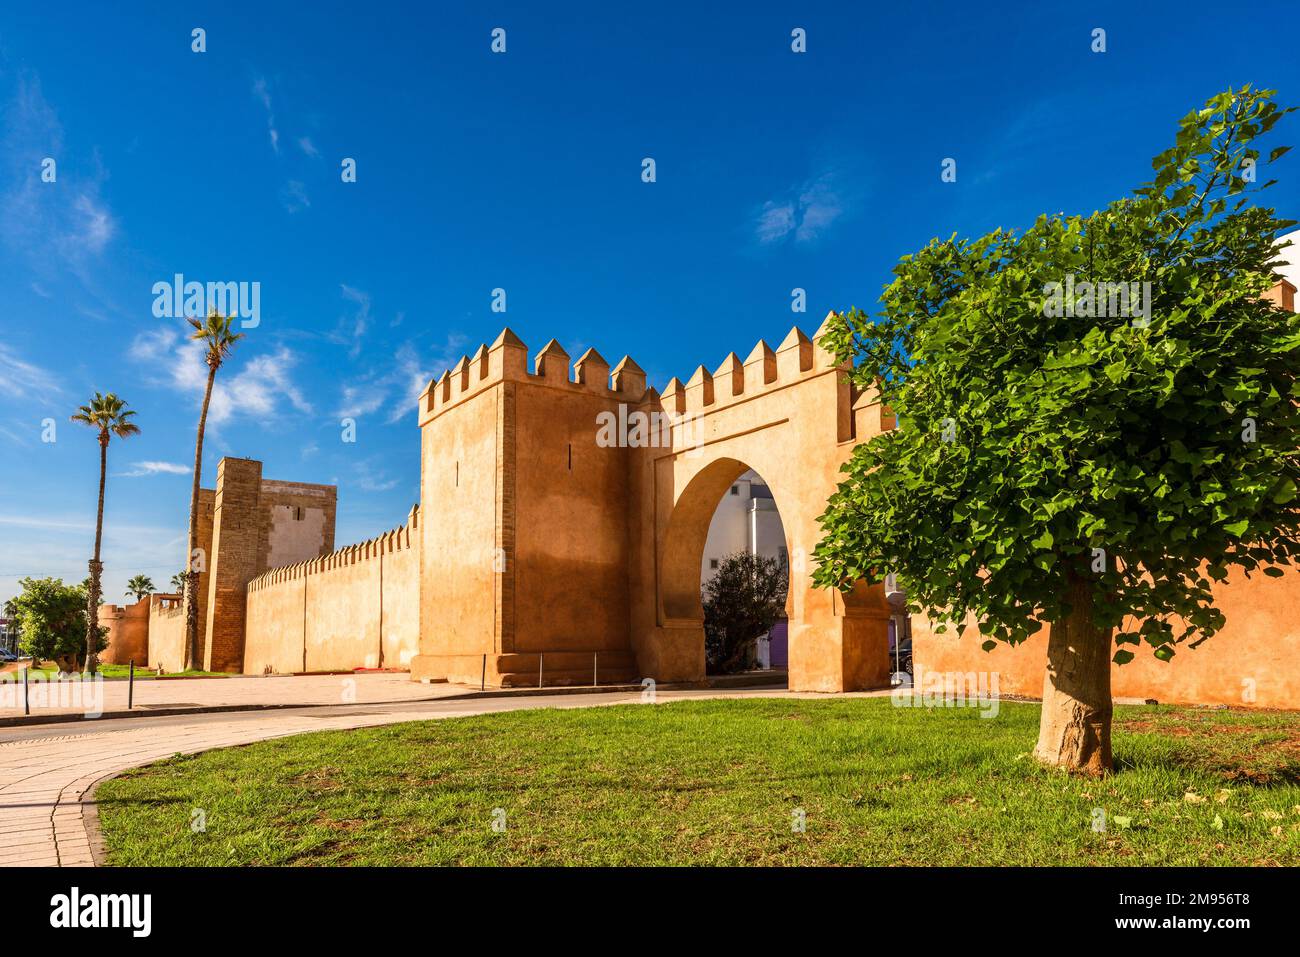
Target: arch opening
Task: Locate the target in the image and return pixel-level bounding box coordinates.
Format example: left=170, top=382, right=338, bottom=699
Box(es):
left=660, top=457, right=791, bottom=687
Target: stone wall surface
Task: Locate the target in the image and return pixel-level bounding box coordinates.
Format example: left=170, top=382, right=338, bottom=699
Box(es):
left=913, top=562, right=1300, bottom=709
left=243, top=507, right=420, bottom=675
left=96, top=598, right=151, bottom=665
left=146, top=595, right=186, bottom=672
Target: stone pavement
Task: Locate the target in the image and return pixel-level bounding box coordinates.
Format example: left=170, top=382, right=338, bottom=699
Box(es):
left=0, top=670, right=454, bottom=721
left=0, top=681, right=883, bottom=867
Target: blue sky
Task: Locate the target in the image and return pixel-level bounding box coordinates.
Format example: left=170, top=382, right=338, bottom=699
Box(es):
left=1, top=1, right=1298, bottom=605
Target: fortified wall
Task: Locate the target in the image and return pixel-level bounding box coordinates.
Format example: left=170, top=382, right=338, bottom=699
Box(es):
left=406, top=319, right=892, bottom=689
left=173, top=277, right=1300, bottom=708
left=244, top=505, right=420, bottom=674
left=97, top=458, right=337, bottom=672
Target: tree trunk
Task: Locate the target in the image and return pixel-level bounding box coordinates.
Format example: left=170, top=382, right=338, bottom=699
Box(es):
left=84, top=435, right=108, bottom=676
left=183, top=363, right=217, bottom=671
left=1034, top=572, right=1113, bottom=774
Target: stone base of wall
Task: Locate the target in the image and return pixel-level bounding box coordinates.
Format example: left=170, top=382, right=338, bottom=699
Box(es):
left=410, top=650, right=637, bottom=688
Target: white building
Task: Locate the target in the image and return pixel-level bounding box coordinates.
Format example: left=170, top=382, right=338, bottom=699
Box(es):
left=700, top=470, right=788, bottom=587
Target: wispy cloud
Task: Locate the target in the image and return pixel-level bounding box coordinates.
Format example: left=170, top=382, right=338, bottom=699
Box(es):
left=127, top=323, right=312, bottom=428
left=1, top=74, right=119, bottom=271
left=753, top=169, right=853, bottom=245
left=280, top=179, right=310, bottom=213
left=334, top=333, right=468, bottom=424
left=117, top=460, right=190, bottom=478
left=252, top=76, right=279, bottom=153
left=353, top=457, right=399, bottom=493
left=297, top=136, right=319, bottom=158
left=329, top=284, right=371, bottom=359
left=0, top=343, right=61, bottom=399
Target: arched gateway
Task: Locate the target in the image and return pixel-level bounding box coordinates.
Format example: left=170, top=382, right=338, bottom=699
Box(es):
left=408, top=314, right=893, bottom=691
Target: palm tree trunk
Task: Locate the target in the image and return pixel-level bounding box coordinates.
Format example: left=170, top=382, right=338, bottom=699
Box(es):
left=84, top=435, right=108, bottom=675
left=184, top=364, right=217, bottom=671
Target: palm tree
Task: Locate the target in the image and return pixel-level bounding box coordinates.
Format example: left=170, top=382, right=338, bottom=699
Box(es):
left=125, top=575, right=156, bottom=602
left=170, top=571, right=186, bottom=593
left=71, top=392, right=140, bottom=674
left=183, top=310, right=243, bottom=670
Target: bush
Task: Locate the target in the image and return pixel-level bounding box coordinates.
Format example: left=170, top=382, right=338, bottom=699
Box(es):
left=9, top=577, right=106, bottom=671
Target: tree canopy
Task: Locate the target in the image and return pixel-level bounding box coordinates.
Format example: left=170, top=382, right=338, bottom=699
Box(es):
left=814, top=87, right=1298, bottom=667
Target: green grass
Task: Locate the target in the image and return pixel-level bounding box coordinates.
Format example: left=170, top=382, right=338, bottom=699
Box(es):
left=0, top=664, right=226, bottom=681
left=95, top=698, right=1300, bottom=866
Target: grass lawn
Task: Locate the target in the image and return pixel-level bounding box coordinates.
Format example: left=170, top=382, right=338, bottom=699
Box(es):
left=0, top=664, right=226, bottom=681
left=96, top=697, right=1300, bottom=866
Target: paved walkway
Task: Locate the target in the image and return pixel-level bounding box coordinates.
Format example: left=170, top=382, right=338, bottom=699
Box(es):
left=0, top=683, right=874, bottom=867
left=0, top=670, right=450, bottom=721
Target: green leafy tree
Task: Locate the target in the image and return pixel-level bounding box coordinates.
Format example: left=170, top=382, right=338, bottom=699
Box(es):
left=71, top=391, right=140, bottom=675
left=10, top=577, right=106, bottom=672
left=183, top=311, right=243, bottom=671
left=125, top=575, right=156, bottom=602
left=703, top=553, right=788, bottom=674
left=814, top=87, right=1297, bottom=774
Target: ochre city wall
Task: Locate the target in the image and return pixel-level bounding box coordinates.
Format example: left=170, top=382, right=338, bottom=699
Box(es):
left=146, top=595, right=187, bottom=672
left=97, top=598, right=151, bottom=665
left=914, top=563, right=1300, bottom=709
left=407, top=321, right=890, bottom=689
left=243, top=506, right=420, bottom=674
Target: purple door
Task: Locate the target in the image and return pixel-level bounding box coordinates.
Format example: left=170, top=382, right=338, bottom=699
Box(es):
left=769, top=620, right=788, bottom=668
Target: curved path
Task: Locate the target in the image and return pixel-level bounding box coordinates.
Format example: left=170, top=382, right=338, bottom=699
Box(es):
left=0, top=684, right=866, bottom=867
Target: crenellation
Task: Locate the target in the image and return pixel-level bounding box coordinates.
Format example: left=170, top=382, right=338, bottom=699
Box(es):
left=685, top=364, right=714, bottom=411
left=743, top=339, right=777, bottom=389
left=534, top=338, right=571, bottom=384
left=611, top=355, right=646, bottom=399
left=776, top=326, right=814, bottom=378
left=713, top=352, right=744, bottom=400
left=451, top=355, right=470, bottom=395
left=573, top=347, right=610, bottom=391
left=661, top=377, right=687, bottom=415
left=489, top=327, right=529, bottom=382
left=813, top=310, right=847, bottom=370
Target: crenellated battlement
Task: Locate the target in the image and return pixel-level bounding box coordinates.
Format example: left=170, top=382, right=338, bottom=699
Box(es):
left=417, top=328, right=649, bottom=426
left=248, top=503, right=420, bottom=592
left=647, top=311, right=843, bottom=417
left=417, top=314, right=843, bottom=427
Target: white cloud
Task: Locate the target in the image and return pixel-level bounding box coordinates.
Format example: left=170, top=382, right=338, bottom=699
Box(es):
left=297, top=136, right=319, bottom=158
left=333, top=333, right=467, bottom=425
left=353, top=458, right=399, bottom=493
left=253, top=76, right=279, bottom=154
left=0, top=343, right=61, bottom=399
left=280, top=179, right=310, bottom=213
left=118, top=461, right=190, bottom=477
left=331, top=284, right=371, bottom=359
left=2, top=74, right=118, bottom=267
left=127, top=325, right=312, bottom=428
left=208, top=348, right=313, bottom=425
left=754, top=170, right=850, bottom=245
